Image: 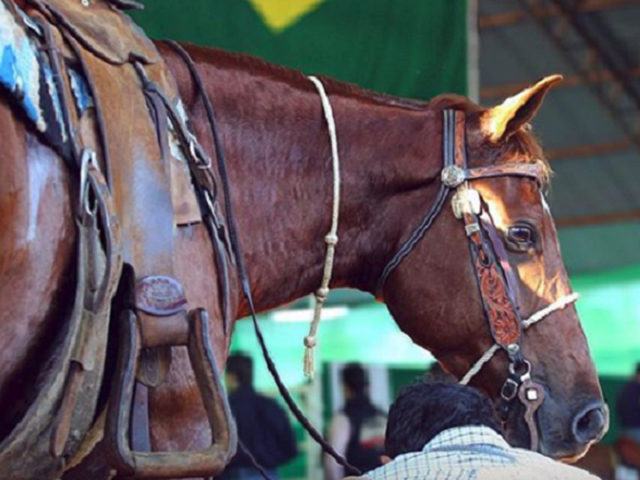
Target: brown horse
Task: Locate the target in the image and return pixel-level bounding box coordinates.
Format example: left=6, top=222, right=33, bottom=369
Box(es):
left=0, top=31, right=607, bottom=479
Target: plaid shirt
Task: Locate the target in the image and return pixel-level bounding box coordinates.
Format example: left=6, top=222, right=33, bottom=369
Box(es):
left=365, top=426, right=600, bottom=480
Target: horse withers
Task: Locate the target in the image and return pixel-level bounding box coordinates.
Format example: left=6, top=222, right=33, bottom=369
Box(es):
left=0, top=6, right=606, bottom=478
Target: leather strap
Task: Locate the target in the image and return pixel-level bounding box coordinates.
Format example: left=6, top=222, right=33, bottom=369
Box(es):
left=519, top=379, right=545, bottom=451
left=442, top=163, right=544, bottom=188
left=466, top=163, right=544, bottom=183
left=463, top=211, right=522, bottom=348
left=479, top=208, right=521, bottom=306
left=54, top=13, right=183, bottom=461
left=108, top=0, right=143, bottom=9
left=26, top=0, right=159, bottom=65
left=0, top=151, right=122, bottom=480
left=377, top=109, right=457, bottom=292
left=453, top=113, right=522, bottom=350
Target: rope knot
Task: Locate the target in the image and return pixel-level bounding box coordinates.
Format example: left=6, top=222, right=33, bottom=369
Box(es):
left=304, top=336, right=317, bottom=349
left=324, top=233, right=338, bottom=246
left=315, top=287, right=330, bottom=300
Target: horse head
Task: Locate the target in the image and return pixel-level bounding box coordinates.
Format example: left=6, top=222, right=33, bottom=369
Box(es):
left=381, top=76, right=606, bottom=459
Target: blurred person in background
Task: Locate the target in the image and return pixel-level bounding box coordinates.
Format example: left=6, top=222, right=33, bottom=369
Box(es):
left=219, top=353, right=297, bottom=480
left=617, top=363, right=640, bottom=442
left=324, top=363, right=387, bottom=480
left=613, top=363, right=640, bottom=474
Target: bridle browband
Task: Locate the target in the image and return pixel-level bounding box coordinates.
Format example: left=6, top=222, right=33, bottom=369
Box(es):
left=378, top=109, right=579, bottom=451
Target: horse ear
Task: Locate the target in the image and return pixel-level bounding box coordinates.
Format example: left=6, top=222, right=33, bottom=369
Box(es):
left=481, top=75, right=562, bottom=143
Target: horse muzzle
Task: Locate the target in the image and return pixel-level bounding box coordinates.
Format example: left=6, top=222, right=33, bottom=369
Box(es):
left=570, top=401, right=609, bottom=453
left=537, top=398, right=609, bottom=460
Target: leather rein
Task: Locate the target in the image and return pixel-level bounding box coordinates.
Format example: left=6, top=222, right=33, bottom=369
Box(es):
left=378, top=109, right=578, bottom=452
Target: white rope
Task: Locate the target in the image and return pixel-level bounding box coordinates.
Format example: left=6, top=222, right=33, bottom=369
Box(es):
left=522, top=292, right=579, bottom=329
left=304, top=76, right=341, bottom=379
left=459, top=293, right=580, bottom=385
left=460, top=344, right=500, bottom=386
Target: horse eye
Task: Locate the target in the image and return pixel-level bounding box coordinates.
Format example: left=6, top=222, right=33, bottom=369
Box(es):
left=507, top=225, right=535, bottom=248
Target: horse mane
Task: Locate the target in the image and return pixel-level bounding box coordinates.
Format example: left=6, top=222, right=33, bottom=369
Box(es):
left=185, top=44, right=429, bottom=111
left=316, top=76, right=429, bottom=111
left=184, top=44, right=551, bottom=182
left=428, top=93, right=552, bottom=185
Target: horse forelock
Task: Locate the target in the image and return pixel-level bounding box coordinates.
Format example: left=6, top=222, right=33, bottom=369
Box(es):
left=506, top=128, right=552, bottom=186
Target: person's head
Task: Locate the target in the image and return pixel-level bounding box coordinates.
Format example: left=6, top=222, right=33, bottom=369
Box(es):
left=634, top=362, right=640, bottom=380
left=341, top=362, right=368, bottom=399
left=385, top=381, right=501, bottom=458
left=225, top=352, right=253, bottom=393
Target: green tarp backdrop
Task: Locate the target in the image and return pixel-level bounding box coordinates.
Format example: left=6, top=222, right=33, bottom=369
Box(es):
left=132, top=0, right=469, bottom=100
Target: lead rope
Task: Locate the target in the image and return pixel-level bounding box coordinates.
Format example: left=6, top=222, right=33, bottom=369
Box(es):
left=164, top=41, right=361, bottom=477
left=459, top=292, right=580, bottom=385
left=304, top=75, right=341, bottom=379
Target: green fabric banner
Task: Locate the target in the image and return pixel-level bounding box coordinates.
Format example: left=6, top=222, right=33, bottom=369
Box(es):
left=132, top=0, right=468, bottom=100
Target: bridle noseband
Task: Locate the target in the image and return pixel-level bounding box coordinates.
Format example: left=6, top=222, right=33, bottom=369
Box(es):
left=379, top=109, right=579, bottom=451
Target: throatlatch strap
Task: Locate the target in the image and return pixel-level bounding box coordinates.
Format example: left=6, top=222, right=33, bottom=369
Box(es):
left=377, top=109, right=457, bottom=292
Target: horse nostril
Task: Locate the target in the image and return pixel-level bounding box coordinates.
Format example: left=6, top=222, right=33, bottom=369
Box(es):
left=572, top=402, right=607, bottom=445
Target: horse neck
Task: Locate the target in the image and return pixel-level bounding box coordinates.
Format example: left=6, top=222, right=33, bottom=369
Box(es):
left=167, top=46, right=444, bottom=314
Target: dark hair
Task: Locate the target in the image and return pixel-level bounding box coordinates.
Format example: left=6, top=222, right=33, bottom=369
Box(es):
left=423, top=362, right=456, bottom=384
left=226, top=352, right=253, bottom=386
left=385, top=381, right=501, bottom=458
left=635, top=362, right=640, bottom=376
left=341, top=363, right=368, bottom=395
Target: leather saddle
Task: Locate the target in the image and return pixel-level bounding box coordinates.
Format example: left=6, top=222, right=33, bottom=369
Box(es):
left=0, top=1, right=236, bottom=479
left=27, top=0, right=158, bottom=64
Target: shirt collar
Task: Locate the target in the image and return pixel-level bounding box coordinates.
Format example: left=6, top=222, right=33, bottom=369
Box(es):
left=423, top=425, right=509, bottom=453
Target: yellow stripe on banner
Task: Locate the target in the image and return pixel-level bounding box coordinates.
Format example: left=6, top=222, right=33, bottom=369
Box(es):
left=247, top=0, right=327, bottom=33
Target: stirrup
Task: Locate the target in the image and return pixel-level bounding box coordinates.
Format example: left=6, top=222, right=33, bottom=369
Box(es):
left=105, top=308, right=237, bottom=478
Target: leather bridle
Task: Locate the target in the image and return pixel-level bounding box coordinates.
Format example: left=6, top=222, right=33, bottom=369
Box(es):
left=378, top=109, right=579, bottom=451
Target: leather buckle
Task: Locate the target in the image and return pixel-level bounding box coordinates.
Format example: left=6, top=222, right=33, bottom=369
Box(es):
left=465, top=223, right=480, bottom=237
left=501, top=377, right=519, bottom=402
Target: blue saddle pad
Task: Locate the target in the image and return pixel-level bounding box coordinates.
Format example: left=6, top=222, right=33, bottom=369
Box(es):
left=0, top=1, right=92, bottom=158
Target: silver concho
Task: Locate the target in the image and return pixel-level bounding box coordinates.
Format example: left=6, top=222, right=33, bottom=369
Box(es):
left=136, top=275, right=187, bottom=316
left=441, top=165, right=466, bottom=188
